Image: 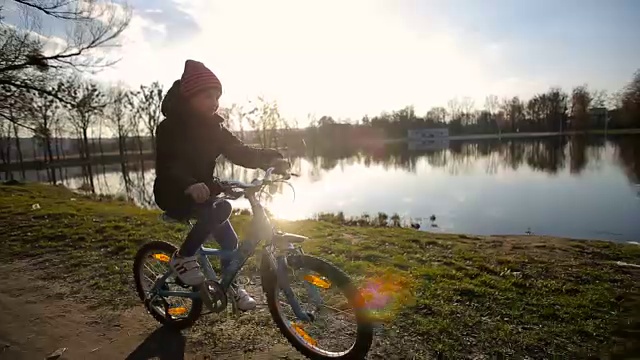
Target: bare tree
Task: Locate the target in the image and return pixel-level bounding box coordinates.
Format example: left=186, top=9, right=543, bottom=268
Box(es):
left=244, top=97, right=285, bottom=148
left=484, top=94, right=500, bottom=134
left=426, top=107, right=447, bottom=124
left=501, top=96, right=525, bottom=132
left=61, top=76, right=105, bottom=161
left=526, top=95, right=543, bottom=131
left=0, top=0, right=130, bottom=138
left=231, top=103, right=245, bottom=140
left=0, top=17, right=49, bottom=96
left=125, top=92, right=145, bottom=161
left=0, top=116, right=11, bottom=167
left=105, top=85, right=131, bottom=163
left=31, top=89, right=61, bottom=182
left=460, top=97, right=475, bottom=126
left=484, top=95, right=499, bottom=115
left=0, top=87, right=34, bottom=177
left=542, top=88, right=568, bottom=132
left=591, top=89, right=608, bottom=108
left=619, top=69, right=640, bottom=127
left=447, top=98, right=464, bottom=133
left=0, top=0, right=131, bottom=73
left=61, top=77, right=105, bottom=192
left=12, top=121, right=25, bottom=178
left=134, top=81, right=163, bottom=151
left=52, top=109, right=72, bottom=160
left=217, top=106, right=233, bottom=128
left=447, top=98, right=462, bottom=122
left=570, top=85, right=592, bottom=131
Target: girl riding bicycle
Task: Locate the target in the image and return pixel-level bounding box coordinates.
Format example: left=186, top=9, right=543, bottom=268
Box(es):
left=154, top=59, right=289, bottom=311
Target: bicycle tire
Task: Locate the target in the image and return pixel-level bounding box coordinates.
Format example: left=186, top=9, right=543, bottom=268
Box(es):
left=262, top=254, right=374, bottom=359
left=133, top=240, right=203, bottom=330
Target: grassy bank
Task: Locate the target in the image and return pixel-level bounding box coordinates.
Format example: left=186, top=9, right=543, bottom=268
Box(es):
left=1, top=183, right=639, bottom=359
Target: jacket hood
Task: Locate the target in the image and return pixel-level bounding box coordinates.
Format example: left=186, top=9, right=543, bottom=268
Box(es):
left=161, top=80, right=183, bottom=118
left=161, top=79, right=224, bottom=124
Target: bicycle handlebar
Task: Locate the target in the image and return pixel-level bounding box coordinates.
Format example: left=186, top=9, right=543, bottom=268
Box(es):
left=215, top=167, right=299, bottom=200
left=221, top=167, right=276, bottom=189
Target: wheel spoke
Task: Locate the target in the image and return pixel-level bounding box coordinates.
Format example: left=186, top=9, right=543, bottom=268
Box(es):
left=320, top=303, right=354, bottom=319
left=143, top=264, right=160, bottom=279
left=136, top=246, right=195, bottom=323
left=274, top=266, right=360, bottom=355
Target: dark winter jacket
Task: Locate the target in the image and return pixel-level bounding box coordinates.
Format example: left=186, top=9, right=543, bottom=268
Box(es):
left=153, top=80, right=282, bottom=217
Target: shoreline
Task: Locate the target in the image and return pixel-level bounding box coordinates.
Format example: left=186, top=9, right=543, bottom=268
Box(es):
left=2, top=129, right=639, bottom=171
left=399, top=128, right=640, bottom=143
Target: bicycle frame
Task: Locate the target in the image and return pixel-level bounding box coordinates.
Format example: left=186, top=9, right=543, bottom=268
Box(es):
left=151, top=175, right=317, bottom=322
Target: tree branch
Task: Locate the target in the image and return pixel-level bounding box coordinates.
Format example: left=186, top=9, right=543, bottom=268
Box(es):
left=0, top=79, right=74, bottom=106
left=0, top=112, right=37, bottom=132
left=12, top=0, right=87, bottom=20
left=1, top=0, right=131, bottom=74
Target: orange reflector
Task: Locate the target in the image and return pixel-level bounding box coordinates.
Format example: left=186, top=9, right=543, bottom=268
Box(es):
left=167, top=307, right=187, bottom=316
left=304, top=274, right=331, bottom=289
left=152, top=253, right=170, bottom=262
left=292, top=323, right=317, bottom=346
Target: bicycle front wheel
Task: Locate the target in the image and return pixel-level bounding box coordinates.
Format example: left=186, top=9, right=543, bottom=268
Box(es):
left=263, top=254, right=374, bottom=359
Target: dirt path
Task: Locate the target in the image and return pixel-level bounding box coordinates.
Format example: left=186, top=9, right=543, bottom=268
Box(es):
left=0, top=263, right=300, bottom=360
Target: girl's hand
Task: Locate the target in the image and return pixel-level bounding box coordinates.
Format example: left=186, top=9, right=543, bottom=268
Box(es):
left=185, top=182, right=210, bottom=203
left=271, top=158, right=291, bottom=175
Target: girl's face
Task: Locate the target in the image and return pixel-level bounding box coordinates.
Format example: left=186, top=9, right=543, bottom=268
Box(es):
left=188, top=87, right=221, bottom=116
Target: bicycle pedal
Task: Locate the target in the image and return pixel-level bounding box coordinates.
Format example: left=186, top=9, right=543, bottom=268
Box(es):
left=199, top=280, right=228, bottom=313
left=199, top=286, right=215, bottom=312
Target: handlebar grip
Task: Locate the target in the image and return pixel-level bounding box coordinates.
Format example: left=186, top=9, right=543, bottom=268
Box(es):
left=205, top=179, right=224, bottom=195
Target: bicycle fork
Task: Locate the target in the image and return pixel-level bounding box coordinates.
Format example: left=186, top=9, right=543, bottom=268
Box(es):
left=274, top=255, right=323, bottom=323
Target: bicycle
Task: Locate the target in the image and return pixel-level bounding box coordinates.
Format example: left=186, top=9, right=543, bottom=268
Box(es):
left=133, top=167, right=374, bottom=359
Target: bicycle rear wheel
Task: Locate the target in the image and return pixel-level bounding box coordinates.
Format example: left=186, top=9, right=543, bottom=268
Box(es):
left=262, top=254, right=374, bottom=359
left=133, top=240, right=202, bottom=329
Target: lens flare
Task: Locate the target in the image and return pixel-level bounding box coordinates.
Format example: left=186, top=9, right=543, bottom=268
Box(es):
left=358, top=274, right=414, bottom=322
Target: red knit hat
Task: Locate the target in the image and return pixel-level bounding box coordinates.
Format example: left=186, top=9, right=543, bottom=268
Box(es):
left=180, top=60, right=222, bottom=98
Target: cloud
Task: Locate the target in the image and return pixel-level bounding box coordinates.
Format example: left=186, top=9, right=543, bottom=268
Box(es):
left=78, top=0, right=130, bottom=26
left=149, top=0, right=511, bottom=119
left=2, top=22, right=68, bottom=57
left=126, top=0, right=200, bottom=44
left=2, top=0, right=524, bottom=119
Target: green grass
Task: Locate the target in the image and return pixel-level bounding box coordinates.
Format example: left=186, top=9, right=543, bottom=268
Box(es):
left=1, top=183, right=639, bottom=359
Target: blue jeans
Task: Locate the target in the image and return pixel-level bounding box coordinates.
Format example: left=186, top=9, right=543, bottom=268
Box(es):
left=178, top=199, right=238, bottom=271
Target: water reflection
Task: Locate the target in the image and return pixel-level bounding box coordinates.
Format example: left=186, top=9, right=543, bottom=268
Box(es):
left=3, top=135, right=639, bottom=241
left=614, top=136, right=640, bottom=186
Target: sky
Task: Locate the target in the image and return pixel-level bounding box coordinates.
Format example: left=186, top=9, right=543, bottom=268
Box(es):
left=6, top=0, right=640, bottom=124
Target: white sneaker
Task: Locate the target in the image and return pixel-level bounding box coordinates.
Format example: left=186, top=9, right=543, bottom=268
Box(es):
left=235, top=288, right=257, bottom=311
left=170, top=252, right=205, bottom=286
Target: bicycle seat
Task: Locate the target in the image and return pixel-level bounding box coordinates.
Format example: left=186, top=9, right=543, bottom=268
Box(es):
left=273, top=231, right=308, bottom=246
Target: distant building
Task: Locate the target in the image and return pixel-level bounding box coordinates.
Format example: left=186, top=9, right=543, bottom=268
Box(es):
left=407, top=128, right=449, bottom=140
left=408, top=138, right=449, bottom=151
left=588, top=107, right=609, bottom=128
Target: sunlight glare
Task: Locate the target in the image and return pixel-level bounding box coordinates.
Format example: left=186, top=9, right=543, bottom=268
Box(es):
left=359, top=273, right=415, bottom=322
left=97, top=0, right=503, bottom=123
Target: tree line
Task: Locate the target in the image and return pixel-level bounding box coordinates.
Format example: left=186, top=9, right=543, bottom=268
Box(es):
left=308, top=73, right=640, bottom=141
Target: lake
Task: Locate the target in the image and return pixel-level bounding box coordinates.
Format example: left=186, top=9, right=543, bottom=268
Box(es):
left=4, top=135, right=639, bottom=243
